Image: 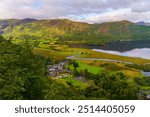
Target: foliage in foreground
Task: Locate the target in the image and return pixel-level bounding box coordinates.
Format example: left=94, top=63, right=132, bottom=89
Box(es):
left=0, top=36, right=47, bottom=99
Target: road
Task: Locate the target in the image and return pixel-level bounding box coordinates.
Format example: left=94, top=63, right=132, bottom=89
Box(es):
left=66, top=52, right=133, bottom=64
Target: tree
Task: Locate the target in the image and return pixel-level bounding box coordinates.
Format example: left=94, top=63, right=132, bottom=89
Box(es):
left=0, top=37, right=48, bottom=99
left=72, top=60, right=79, bottom=68
left=73, top=68, right=80, bottom=76
left=44, top=81, right=85, bottom=100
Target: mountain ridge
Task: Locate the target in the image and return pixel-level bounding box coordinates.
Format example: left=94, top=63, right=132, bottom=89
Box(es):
left=1, top=18, right=150, bottom=44
left=136, top=21, right=150, bottom=26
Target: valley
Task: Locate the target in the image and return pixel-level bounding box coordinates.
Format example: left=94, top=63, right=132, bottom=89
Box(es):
left=1, top=19, right=150, bottom=100
left=33, top=41, right=150, bottom=100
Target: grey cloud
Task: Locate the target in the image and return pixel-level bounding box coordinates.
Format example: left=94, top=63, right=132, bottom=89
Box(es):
left=131, top=1, right=150, bottom=13
left=42, top=0, right=150, bottom=17
left=0, top=0, right=150, bottom=23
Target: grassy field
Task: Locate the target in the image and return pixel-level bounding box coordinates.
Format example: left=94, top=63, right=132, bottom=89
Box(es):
left=77, top=61, right=103, bottom=74
left=79, top=60, right=143, bottom=81
left=68, top=60, right=103, bottom=74
left=34, top=48, right=74, bottom=60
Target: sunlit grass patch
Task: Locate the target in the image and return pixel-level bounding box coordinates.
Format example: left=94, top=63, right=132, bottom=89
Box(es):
left=68, top=60, right=103, bottom=74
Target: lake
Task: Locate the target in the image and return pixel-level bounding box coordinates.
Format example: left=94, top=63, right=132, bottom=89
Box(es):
left=70, top=40, right=150, bottom=52
left=91, top=40, right=150, bottom=52
left=141, top=71, right=150, bottom=76
left=93, top=48, right=150, bottom=60
left=71, top=41, right=150, bottom=60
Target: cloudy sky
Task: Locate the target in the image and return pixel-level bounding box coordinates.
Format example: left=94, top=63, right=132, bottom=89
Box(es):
left=0, top=0, right=150, bottom=23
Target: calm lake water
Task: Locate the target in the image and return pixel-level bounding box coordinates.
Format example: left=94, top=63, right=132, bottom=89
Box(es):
left=71, top=41, right=150, bottom=60
left=93, top=48, right=150, bottom=60
left=142, top=71, right=150, bottom=76
left=71, top=40, right=150, bottom=52
left=91, top=41, right=150, bottom=52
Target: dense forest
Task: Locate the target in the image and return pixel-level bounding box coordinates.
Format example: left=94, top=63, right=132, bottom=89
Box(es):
left=1, top=36, right=148, bottom=100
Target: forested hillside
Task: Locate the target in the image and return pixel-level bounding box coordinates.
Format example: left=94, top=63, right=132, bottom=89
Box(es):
left=1, top=19, right=150, bottom=45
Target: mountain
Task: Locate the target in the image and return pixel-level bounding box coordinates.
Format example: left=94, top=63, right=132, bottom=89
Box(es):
left=0, top=18, right=36, bottom=28
left=0, top=18, right=36, bottom=34
left=136, top=21, right=150, bottom=26
left=97, top=20, right=150, bottom=41
left=1, top=19, right=150, bottom=44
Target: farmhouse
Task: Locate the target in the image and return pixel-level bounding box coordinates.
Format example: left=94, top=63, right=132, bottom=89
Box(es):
left=48, top=60, right=71, bottom=77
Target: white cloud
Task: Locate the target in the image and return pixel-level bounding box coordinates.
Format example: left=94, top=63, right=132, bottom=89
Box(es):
left=0, top=0, right=150, bottom=23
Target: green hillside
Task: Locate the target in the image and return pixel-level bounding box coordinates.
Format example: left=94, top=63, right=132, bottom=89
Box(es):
left=1, top=19, right=150, bottom=44
left=98, top=20, right=150, bottom=41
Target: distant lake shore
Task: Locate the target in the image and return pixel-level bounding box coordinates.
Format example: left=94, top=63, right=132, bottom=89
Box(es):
left=69, top=40, right=150, bottom=52
left=69, top=40, right=150, bottom=60
left=93, top=48, right=150, bottom=60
